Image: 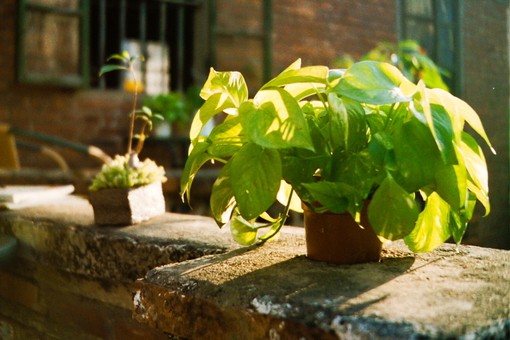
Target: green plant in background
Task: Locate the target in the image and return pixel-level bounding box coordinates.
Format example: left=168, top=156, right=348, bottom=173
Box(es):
left=89, top=51, right=166, bottom=191
left=334, top=40, right=450, bottom=91
left=143, top=87, right=204, bottom=126
left=143, top=92, right=187, bottom=126
left=181, top=59, right=494, bottom=252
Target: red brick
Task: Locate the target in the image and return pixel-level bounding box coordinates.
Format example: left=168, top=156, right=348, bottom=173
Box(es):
left=0, top=271, right=39, bottom=309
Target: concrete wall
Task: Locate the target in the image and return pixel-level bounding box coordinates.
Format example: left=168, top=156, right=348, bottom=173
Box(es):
left=1, top=199, right=509, bottom=339
left=0, top=198, right=235, bottom=339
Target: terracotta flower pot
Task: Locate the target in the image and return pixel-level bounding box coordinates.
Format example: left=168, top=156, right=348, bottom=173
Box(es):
left=89, top=181, right=165, bottom=226
left=302, top=203, right=382, bottom=264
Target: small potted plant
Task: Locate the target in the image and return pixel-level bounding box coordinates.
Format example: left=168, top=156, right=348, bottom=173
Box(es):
left=180, top=59, right=494, bottom=264
left=89, top=51, right=167, bottom=226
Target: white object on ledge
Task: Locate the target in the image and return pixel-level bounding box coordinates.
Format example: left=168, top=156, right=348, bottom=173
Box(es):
left=0, top=184, right=75, bottom=209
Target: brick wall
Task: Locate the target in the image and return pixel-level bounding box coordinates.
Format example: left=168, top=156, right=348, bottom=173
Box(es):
left=272, top=0, right=397, bottom=73
left=0, top=198, right=235, bottom=339
left=0, top=0, right=397, bottom=169
left=461, top=0, right=510, bottom=249
left=0, top=261, right=168, bottom=339
left=0, top=0, right=131, bottom=170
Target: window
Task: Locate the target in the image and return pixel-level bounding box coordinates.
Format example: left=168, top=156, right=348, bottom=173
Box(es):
left=17, top=0, right=90, bottom=87
left=89, top=0, right=202, bottom=94
left=398, top=0, right=462, bottom=94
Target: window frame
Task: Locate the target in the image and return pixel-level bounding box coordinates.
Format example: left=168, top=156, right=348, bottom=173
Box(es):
left=397, top=0, right=463, bottom=95
left=17, top=0, right=90, bottom=88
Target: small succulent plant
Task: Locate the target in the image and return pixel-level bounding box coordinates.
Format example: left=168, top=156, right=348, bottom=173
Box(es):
left=89, top=154, right=166, bottom=191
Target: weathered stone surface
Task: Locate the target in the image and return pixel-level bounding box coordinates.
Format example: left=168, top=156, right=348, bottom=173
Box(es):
left=89, top=181, right=166, bottom=226
left=0, top=197, right=238, bottom=282
left=134, top=231, right=510, bottom=339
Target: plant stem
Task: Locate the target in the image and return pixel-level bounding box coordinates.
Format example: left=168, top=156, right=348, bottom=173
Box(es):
left=127, top=63, right=138, bottom=155
left=257, top=188, right=295, bottom=244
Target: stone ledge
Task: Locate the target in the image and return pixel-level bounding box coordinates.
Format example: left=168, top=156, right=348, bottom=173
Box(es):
left=0, top=196, right=238, bottom=282
left=134, top=233, right=510, bottom=339
left=1, top=196, right=509, bottom=339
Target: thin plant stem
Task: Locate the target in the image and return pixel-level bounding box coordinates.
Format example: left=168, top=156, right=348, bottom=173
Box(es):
left=127, top=63, right=138, bottom=155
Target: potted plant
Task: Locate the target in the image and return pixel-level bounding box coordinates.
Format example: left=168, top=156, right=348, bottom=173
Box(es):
left=180, top=59, right=494, bottom=264
left=142, top=92, right=187, bottom=138
left=143, top=86, right=204, bottom=138
left=89, top=51, right=167, bottom=226
left=334, top=39, right=450, bottom=91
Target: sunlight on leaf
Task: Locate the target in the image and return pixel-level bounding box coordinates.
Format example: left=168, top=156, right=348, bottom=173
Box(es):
left=180, top=141, right=212, bottom=202
left=404, top=192, right=451, bottom=252
left=210, top=163, right=236, bottom=226
left=190, top=92, right=236, bottom=140
left=277, top=181, right=303, bottom=213
left=230, top=214, right=257, bottom=245
left=335, top=61, right=415, bottom=104
left=460, top=133, right=489, bottom=196
left=242, top=88, right=314, bottom=150
left=262, top=65, right=328, bottom=89
left=200, top=68, right=248, bottom=105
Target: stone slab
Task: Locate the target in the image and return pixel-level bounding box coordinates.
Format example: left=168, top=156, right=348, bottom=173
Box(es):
left=0, top=196, right=238, bottom=282
left=134, top=230, right=510, bottom=339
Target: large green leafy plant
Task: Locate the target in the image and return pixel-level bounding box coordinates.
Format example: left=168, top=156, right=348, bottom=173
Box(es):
left=181, top=59, right=494, bottom=252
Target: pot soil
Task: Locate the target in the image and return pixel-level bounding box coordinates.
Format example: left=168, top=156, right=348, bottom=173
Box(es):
left=303, top=204, right=382, bottom=264
left=89, top=181, right=165, bottom=226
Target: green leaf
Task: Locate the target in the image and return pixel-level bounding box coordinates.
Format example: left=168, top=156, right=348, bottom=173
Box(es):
left=230, top=143, right=282, bottom=220
left=207, top=115, right=245, bottom=159
left=368, top=175, right=420, bottom=240
left=241, top=88, right=314, bottom=150
left=107, top=52, right=129, bottom=62
left=430, top=103, right=457, bottom=164
left=99, top=64, right=128, bottom=76
left=452, top=95, right=495, bottom=154
left=210, top=162, right=236, bottom=226
left=412, top=81, right=458, bottom=166
left=427, top=88, right=494, bottom=154
left=467, top=180, right=490, bottom=216
left=460, top=133, right=490, bottom=216
left=230, top=215, right=258, bottom=245
left=277, top=181, right=303, bottom=213
left=404, top=192, right=451, bottom=252
left=280, top=151, right=325, bottom=200
left=435, top=164, right=467, bottom=211
left=257, top=218, right=286, bottom=243
left=449, top=192, right=476, bottom=244
left=189, top=92, right=237, bottom=140
left=392, top=117, right=442, bottom=192
left=262, top=64, right=328, bottom=89
left=302, top=181, right=355, bottom=214
left=180, top=141, right=213, bottom=202
left=460, top=132, right=489, bottom=195
left=334, top=61, right=415, bottom=104
left=330, top=149, right=377, bottom=197
left=283, top=83, right=323, bottom=101
left=200, top=68, right=248, bottom=106
left=328, top=94, right=368, bottom=152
